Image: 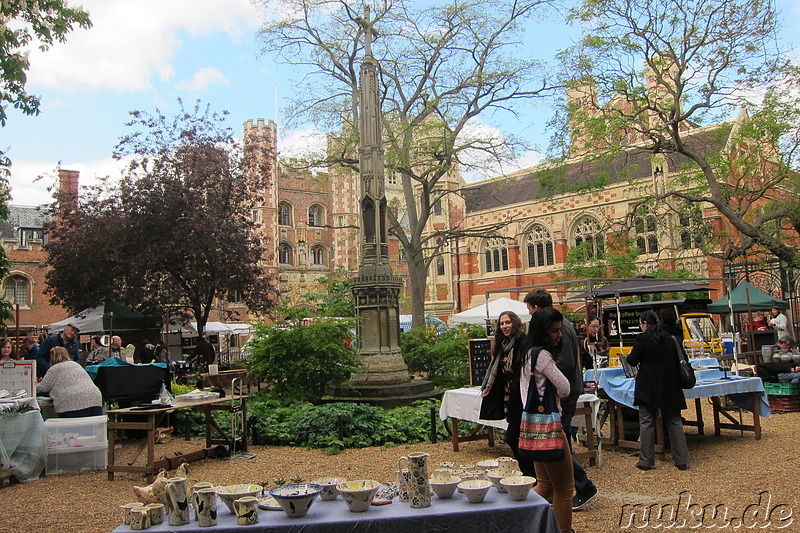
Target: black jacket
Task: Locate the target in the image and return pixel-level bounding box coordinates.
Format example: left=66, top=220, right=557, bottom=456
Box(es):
left=627, top=333, right=686, bottom=412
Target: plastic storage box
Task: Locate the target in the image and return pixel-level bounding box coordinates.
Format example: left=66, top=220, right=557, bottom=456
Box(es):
left=44, top=415, right=108, bottom=475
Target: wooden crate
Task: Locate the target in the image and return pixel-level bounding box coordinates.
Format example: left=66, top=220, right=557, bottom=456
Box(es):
left=768, top=395, right=800, bottom=413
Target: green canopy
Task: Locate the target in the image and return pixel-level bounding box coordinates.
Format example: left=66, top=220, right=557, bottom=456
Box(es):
left=707, top=281, right=789, bottom=313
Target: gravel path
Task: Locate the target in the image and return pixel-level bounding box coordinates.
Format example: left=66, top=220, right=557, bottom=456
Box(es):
left=2, top=402, right=798, bottom=532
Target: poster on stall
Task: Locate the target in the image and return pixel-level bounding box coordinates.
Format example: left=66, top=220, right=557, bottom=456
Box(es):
left=0, top=360, right=37, bottom=398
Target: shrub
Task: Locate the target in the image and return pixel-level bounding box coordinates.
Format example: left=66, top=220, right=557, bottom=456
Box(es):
left=400, top=323, right=485, bottom=388
left=245, top=318, right=362, bottom=404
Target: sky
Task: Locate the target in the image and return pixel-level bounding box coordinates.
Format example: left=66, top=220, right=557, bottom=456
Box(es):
left=3, top=0, right=800, bottom=207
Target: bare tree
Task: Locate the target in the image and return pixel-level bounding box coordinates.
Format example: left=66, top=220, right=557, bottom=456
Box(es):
left=256, top=0, right=556, bottom=326
left=556, top=0, right=800, bottom=268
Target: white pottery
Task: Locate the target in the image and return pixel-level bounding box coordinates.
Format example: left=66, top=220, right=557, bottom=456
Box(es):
left=336, top=480, right=381, bottom=512
left=500, top=476, right=536, bottom=501
left=195, top=487, right=218, bottom=527
left=430, top=474, right=461, bottom=499
left=269, top=483, right=322, bottom=518
left=191, top=482, right=214, bottom=521
left=234, top=496, right=259, bottom=525
left=312, top=477, right=347, bottom=501
left=457, top=479, right=493, bottom=503
left=214, top=484, right=263, bottom=514
left=145, top=503, right=164, bottom=526
left=165, top=477, right=189, bottom=526
left=128, top=507, right=150, bottom=531
left=486, top=468, right=523, bottom=493
left=119, top=503, right=145, bottom=526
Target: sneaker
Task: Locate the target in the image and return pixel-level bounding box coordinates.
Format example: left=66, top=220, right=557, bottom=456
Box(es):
left=572, top=486, right=598, bottom=511
left=635, top=464, right=654, bottom=471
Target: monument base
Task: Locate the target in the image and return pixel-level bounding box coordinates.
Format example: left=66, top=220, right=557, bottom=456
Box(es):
left=327, top=379, right=441, bottom=408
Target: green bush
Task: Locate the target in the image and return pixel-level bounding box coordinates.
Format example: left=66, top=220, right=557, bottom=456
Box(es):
left=244, top=319, right=362, bottom=404
left=400, top=323, right=485, bottom=388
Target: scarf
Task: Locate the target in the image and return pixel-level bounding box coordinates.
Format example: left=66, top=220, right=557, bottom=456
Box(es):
left=482, top=337, right=516, bottom=391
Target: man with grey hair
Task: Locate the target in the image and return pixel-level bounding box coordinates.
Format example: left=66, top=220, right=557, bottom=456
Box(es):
left=37, top=323, right=81, bottom=374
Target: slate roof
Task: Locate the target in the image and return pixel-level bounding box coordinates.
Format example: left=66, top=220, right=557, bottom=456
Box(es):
left=462, top=124, right=732, bottom=213
left=0, top=205, right=52, bottom=239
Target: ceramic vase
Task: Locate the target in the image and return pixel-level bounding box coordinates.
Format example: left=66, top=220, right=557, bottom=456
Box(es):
left=399, top=452, right=431, bottom=508
left=165, top=477, right=189, bottom=526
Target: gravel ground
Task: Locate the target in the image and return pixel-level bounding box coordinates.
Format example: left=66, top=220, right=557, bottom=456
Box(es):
left=2, top=402, right=799, bottom=532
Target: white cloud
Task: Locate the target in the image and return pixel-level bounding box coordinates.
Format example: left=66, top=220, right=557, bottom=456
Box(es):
left=24, top=0, right=259, bottom=93
left=174, top=68, right=229, bottom=92
left=8, top=157, right=128, bottom=206
left=457, top=119, right=544, bottom=182
left=278, top=127, right=328, bottom=160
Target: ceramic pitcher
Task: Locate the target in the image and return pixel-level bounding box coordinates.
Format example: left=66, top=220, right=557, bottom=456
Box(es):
left=234, top=496, right=259, bottom=525
left=399, top=452, right=431, bottom=508
left=119, top=503, right=144, bottom=525
left=396, top=469, right=411, bottom=502
left=145, top=503, right=164, bottom=526
left=191, top=482, right=214, bottom=521
left=128, top=507, right=151, bottom=531
left=165, top=477, right=189, bottom=526
left=195, top=488, right=218, bottom=527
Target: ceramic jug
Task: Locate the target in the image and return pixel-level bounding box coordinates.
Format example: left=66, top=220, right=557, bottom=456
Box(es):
left=396, top=469, right=411, bottom=502
left=399, top=452, right=431, bottom=508
left=234, top=496, right=259, bottom=525
left=128, top=507, right=151, bottom=531
left=191, top=482, right=214, bottom=521
left=145, top=503, right=164, bottom=526
left=165, top=477, right=189, bottom=526
left=119, top=503, right=144, bottom=525
left=195, top=488, right=218, bottom=527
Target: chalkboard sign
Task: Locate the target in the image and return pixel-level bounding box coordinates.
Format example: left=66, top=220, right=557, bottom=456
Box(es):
left=468, top=338, right=493, bottom=386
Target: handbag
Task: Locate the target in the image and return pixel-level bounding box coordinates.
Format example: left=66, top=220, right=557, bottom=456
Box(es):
left=672, top=336, right=697, bottom=389
left=517, top=347, right=566, bottom=462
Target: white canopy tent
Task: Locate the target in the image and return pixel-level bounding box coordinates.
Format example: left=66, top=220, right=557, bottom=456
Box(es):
left=450, top=297, right=531, bottom=326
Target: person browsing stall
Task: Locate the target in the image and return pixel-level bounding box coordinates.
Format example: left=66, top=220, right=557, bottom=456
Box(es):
left=769, top=306, right=789, bottom=339
left=38, top=323, right=81, bottom=375
left=480, top=311, right=532, bottom=473
left=626, top=310, right=691, bottom=471
left=37, top=346, right=103, bottom=418
left=524, top=307, right=574, bottom=533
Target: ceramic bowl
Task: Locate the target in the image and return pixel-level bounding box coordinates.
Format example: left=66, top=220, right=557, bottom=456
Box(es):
left=430, top=476, right=461, bottom=499
left=500, top=476, right=536, bottom=501
left=336, top=480, right=381, bottom=512
left=486, top=469, right=522, bottom=493
left=457, top=479, right=493, bottom=503
left=311, top=477, right=347, bottom=501
left=215, top=484, right=263, bottom=514
left=269, top=483, right=322, bottom=518
left=475, top=459, right=498, bottom=470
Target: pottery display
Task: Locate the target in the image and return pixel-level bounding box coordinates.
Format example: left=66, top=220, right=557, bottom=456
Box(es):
left=336, top=480, right=381, bottom=512
left=398, top=452, right=431, bottom=508
left=164, top=477, right=189, bottom=526
left=233, top=496, right=259, bottom=526
left=311, top=477, right=347, bottom=501
left=486, top=468, right=523, bottom=493
left=430, top=474, right=461, bottom=499
left=191, top=482, right=214, bottom=521
left=119, top=503, right=145, bottom=525
left=475, top=459, right=498, bottom=470
left=214, top=484, right=263, bottom=514
left=396, top=469, right=411, bottom=502
left=494, top=457, right=518, bottom=477
left=269, top=483, right=323, bottom=518
left=457, top=479, right=493, bottom=503
left=257, top=496, right=283, bottom=511
left=128, top=507, right=150, bottom=531
left=195, top=487, right=218, bottom=527
left=145, top=503, right=164, bottom=526
left=500, top=476, right=536, bottom=501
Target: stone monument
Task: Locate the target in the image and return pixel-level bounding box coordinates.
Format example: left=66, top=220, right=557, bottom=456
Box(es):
left=342, top=7, right=435, bottom=406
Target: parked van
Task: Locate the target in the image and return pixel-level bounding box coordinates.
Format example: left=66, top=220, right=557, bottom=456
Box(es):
left=602, top=299, right=723, bottom=366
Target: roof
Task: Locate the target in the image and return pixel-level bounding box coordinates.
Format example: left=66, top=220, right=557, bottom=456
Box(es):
left=0, top=205, right=52, bottom=239
left=461, top=124, right=733, bottom=213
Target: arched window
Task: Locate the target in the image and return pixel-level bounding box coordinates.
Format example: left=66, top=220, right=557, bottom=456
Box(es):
left=436, top=257, right=445, bottom=276
left=278, top=202, right=292, bottom=226
left=310, top=245, right=325, bottom=265
left=484, top=237, right=509, bottom=273
left=525, top=225, right=554, bottom=268
left=4, top=276, right=29, bottom=307
left=634, top=206, right=660, bottom=254
left=308, top=205, right=324, bottom=227
left=279, top=243, right=293, bottom=265
left=572, top=216, right=604, bottom=259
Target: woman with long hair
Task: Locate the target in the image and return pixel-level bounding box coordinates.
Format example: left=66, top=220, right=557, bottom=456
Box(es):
left=524, top=307, right=574, bottom=533
left=480, top=311, right=534, bottom=473
left=627, top=310, right=690, bottom=471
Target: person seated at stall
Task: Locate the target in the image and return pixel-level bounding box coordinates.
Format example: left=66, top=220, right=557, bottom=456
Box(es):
left=749, top=314, right=771, bottom=331
left=756, top=336, right=797, bottom=382
left=85, top=336, right=109, bottom=366
left=0, top=337, right=16, bottom=361
left=37, top=346, right=103, bottom=418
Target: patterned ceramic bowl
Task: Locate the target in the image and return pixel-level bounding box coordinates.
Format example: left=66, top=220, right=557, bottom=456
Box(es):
left=311, top=477, right=347, bottom=501
left=214, top=484, right=263, bottom=514
left=269, top=483, right=322, bottom=518
left=430, top=476, right=461, bottom=499
left=486, top=469, right=522, bottom=493
left=500, top=475, right=536, bottom=501
left=336, top=480, right=381, bottom=512
left=457, top=479, right=493, bottom=503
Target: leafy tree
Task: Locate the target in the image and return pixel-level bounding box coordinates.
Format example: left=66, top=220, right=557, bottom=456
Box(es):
left=245, top=318, right=362, bottom=403
left=0, top=1, right=91, bottom=323
left=44, top=99, right=277, bottom=335
left=256, top=0, right=556, bottom=328
left=304, top=265, right=356, bottom=317
left=556, top=0, right=800, bottom=268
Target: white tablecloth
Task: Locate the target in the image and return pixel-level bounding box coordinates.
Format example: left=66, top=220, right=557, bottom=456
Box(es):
left=439, top=387, right=600, bottom=430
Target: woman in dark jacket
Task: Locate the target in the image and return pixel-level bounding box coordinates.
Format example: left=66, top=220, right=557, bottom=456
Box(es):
left=480, top=310, right=534, bottom=476
left=626, top=310, right=690, bottom=471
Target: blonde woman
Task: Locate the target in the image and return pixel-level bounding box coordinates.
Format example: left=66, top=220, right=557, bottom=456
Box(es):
left=38, top=346, right=103, bottom=417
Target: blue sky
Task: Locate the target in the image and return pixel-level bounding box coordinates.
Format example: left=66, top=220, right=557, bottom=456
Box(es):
left=3, top=0, right=800, bottom=206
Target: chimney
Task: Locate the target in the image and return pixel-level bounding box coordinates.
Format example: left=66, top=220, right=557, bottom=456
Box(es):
left=566, top=82, right=598, bottom=156
left=57, top=169, right=79, bottom=213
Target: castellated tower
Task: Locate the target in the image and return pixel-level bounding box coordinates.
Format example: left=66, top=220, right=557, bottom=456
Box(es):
left=244, top=118, right=279, bottom=273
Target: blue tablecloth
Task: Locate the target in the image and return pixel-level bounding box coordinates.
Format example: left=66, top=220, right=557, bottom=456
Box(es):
left=585, top=358, right=770, bottom=417
left=113, top=489, right=560, bottom=533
